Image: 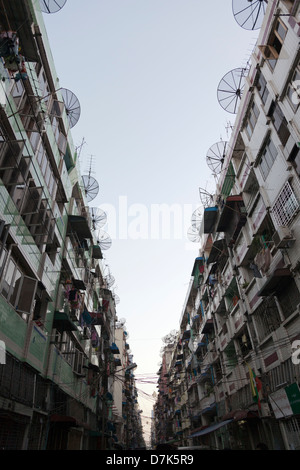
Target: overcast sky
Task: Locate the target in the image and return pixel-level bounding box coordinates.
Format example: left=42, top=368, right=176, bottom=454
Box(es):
left=41, top=0, right=260, bottom=441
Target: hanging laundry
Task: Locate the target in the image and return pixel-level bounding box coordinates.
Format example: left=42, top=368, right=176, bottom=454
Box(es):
left=249, top=262, right=262, bottom=278
left=82, top=309, right=92, bottom=325
left=14, top=60, right=28, bottom=82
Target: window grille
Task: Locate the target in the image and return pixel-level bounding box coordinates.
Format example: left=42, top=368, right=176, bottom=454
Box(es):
left=272, top=180, right=299, bottom=226
left=253, top=297, right=281, bottom=342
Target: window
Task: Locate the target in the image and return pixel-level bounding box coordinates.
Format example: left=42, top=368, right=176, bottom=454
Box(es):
left=258, top=137, right=278, bottom=180
left=245, top=101, right=260, bottom=139
left=0, top=253, right=37, bottom=315
left=269, top=101, right=290, bottom=146
left=259, top=19, right=287, bottom=70
left=257, top=72, right=269, bottom=105
left=272, top=180, right=300, bottom=226
left=253, top=297, right=281, bottom=343
left=288, top=143, right=300, bottom=175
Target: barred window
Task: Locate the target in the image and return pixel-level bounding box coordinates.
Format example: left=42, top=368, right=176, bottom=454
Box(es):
left=272, top=180, right=300, bottom=226
left=253, top=297, right=281, bottom=343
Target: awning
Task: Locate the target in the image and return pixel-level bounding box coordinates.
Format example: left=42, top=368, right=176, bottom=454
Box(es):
left=207, top=239, right=226, bottom=264
left=222, top=409, right=258, bottom=421
left=50, top=414, right=76, bottom=424
left=110, top=343, right=120, bottom=354
left=216, top=195, right=245, bottom=233
left=195, top=342, right=206, bottom=354
left=92, top=244, right=103, bottom=259
left=191, top=257, right=204, bottom=276
left=202, top=318, right=214, bottom=334
left=203, top=207, right=218, bottom=234
left=257, top=268, right=292, bottom=297
left=200, top=403, right=217, bottom=415
left=68, top=215, right=93, bottom=240
left=72, top=278, right=86, bottom=290
left=53, top=311, right=78, bottom=332
left=89, top=311, right=104, bottom=326
left=182, top=330, right=191, bottom=340
left=189, top=419, right=233, bottom=438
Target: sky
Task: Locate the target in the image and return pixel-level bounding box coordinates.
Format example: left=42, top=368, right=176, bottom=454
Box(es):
left=41, top=0, right=260, bottom=443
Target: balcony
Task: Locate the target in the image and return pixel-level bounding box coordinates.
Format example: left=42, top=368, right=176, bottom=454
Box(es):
left=0, top=1, right=40, bottom=62
left=216, top=195, right=247, bottom=244
left=68, top=214, right=93, bottom=241
left=191, top=257, right=205, bottom=289
left=201, top=317, right=214, bottom=335
left=207, top=238, right=226, bottom=265
left=257, top=267, right=292, bottom=297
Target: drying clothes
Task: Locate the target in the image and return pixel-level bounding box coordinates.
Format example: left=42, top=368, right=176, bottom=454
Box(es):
left=254, top=247, right=272, bottom=275
left=250, top=262, right=262, bottom=278
left=14, top=60, right=28, bottom=82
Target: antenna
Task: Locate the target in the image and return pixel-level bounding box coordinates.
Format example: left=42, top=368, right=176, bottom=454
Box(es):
left=40, top=0, right=67, bottom=13
left=90, top=207, right=107, bottom=230
left=60, top=88, right=81, bottom=128
left=217, top=68, right=247, bottom=114
left=206, top=141, right=227, bottom=175
left=75, top=137, right=86, bottom=161
left=232, top=0, right=267, bottom=31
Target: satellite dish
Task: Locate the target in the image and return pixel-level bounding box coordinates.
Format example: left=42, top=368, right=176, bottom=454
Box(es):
left=232, top=0, right=267, bottom=31
left=40, top=0, right=67, bottom=13
left=191, top=208, right=203, bottom=231
left=187, top=226, right=201, bottom=243
left=206, top=141, right=227, bottom=175
left=105, top=274, right=115, bottom=288
left=217, top=68, right=246, bottom=114
left=114, top=294, right=120, bottom=305
left=199, top=188, right=214, bottom=207
left=60, top=88, right=81, bottom=128
left=90, top=207, right=107, bottom=230
left=82, top=175, right=99, bottom=202
left=96, top=230, right=112, bottom=251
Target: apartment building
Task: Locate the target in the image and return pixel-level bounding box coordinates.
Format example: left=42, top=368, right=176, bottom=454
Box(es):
left=154, top=0, right=300, bottom=450
left=112, top=322, right=145, bottom=449
left=0, top=0, right=141, bottom=450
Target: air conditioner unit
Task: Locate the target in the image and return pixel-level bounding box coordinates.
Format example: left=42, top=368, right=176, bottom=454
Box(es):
left=272, top=226, right=295, bottom=248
